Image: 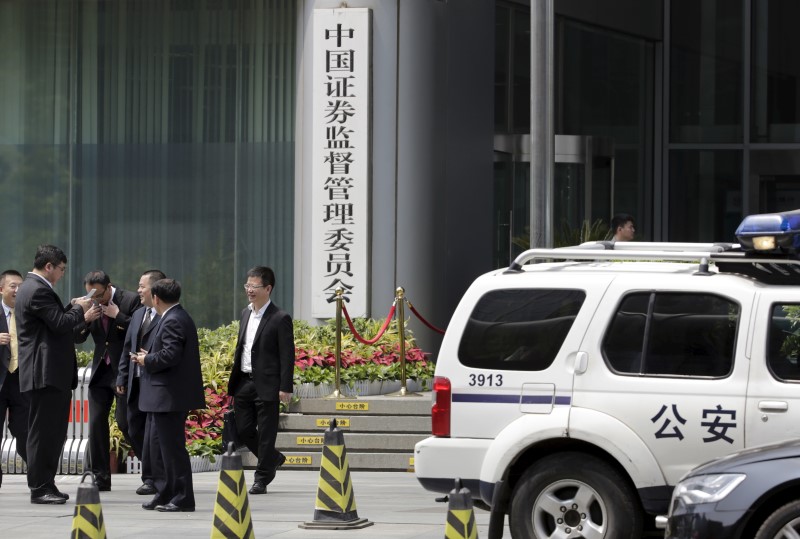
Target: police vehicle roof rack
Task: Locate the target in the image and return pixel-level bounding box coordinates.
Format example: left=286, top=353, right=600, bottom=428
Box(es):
left=506, top=242, right=737, bottom=273
left=505, top=241, right=800, bottom=285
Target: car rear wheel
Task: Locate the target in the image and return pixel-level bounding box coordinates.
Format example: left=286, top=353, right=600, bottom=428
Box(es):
left=755, top=500, right=800, bottom=539
left=509, top=452, right=643, bottom=539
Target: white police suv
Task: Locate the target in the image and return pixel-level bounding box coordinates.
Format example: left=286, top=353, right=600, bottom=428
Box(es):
left=414, top=210, right=800, bottom=539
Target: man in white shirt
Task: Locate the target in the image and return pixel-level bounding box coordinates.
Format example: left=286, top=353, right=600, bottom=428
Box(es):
left=0, top=269, right=26, bottom=489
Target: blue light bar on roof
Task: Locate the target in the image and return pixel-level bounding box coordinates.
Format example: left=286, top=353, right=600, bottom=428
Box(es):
left=735, top=209, right=800, bottom=253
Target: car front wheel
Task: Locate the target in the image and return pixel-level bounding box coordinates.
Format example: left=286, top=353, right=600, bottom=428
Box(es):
left=755, top=500, right=800, bottom=539
left=509, top=452, right=643, bottom=539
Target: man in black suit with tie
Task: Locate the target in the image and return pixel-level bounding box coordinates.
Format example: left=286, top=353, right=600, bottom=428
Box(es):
left=116, top=269, right=165, bottom=496
left=0, top=270, right=27, bottom=489
left=132, top=278, right=204, bottom=512
left=228, top=266, right=295, bottom=495
left=16, top=245, right=93, bottom=504
left=74, top=270, right=140, bottom=491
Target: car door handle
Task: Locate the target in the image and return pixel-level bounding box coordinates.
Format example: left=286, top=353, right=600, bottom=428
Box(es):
left=571, top=351, right=588, bottom=375
left=758, top=401, right=789, bottom=413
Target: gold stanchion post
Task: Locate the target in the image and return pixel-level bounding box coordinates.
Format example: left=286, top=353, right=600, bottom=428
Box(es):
left=389, top=287, right=421, bottom=397
left=326, top=287, right=356, bottom=400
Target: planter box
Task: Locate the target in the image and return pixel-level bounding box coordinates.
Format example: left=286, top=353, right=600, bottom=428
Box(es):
left=294, top=382, right=335, bottom=398
left=126, top=455, right=221, bottom=474
left=190, top=455, right=220, bottom=473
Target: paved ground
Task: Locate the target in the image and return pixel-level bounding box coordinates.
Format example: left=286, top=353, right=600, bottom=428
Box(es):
left=0, top=470, right=510, bottom=538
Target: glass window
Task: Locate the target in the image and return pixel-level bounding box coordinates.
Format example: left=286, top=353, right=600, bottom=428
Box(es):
left=669, top=151, right=742, bottom=242
left=670, top=0, right=743, bottom=143
left=752, top=0, right=800, bottom=142
left=767, top=304, right=800, bottom=382
left=555, top=20, right=654, bottom=240
left=604, top=292, right=739, bottom=378
left=0, top=0, right=297, bottom=329
left=458, top=289, right=585, bottom=371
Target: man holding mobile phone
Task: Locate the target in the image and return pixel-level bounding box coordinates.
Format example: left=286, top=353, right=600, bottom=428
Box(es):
left=16, top=245, right=94, bottom=504
left=74, top=270, right=140, bottom=492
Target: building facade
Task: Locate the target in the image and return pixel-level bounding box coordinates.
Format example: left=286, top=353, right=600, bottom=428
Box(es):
left=2, top=0, right=798, bottom=352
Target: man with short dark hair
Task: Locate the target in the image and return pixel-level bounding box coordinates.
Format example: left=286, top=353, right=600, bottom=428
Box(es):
left=132, top=279, right=204, bottom=512
left=16, top=245, right=93, bottom=504
left=117, top=269, right=166, bottom=496
left=611, top=214, right=636, bottom=242
left=0, top=269, right=26, bottom=489
left=228, top=266, right=295, bottom=495
left=74, top=270, right=140, bottom=491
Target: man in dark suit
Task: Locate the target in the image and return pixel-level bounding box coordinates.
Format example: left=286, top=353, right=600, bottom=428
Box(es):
left=16, top=245, right=93, bottom=504
left=0, top=270, right=27, bottom=489
left=74, top=270, right=140, bottom=491
left=116, top=269, right=165, bottom=496
left=132, top=279, right=204, bottom=512
left=228, top=266, right=295, bottom=495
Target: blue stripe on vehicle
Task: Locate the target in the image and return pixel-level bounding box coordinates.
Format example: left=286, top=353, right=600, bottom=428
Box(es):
left=452, top=393, right=572, bottom=405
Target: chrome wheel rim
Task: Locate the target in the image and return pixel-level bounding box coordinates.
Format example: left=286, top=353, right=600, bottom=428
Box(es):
left=532, top=479, right=608, bottom=539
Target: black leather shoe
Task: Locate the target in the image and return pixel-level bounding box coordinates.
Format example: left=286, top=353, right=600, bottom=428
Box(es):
left=155, top=503, right=195, bottom=512
left=249, top=481, right=267, bottom=495
left=276, top=453, right=287, bottom=468
left=142, top=497, right=162, bottom=510
left=136, top=483, right=157, bottom=496
left=96, top=484, right=111, bottom=492
left=31, top=493, right=67, bottom=505
left=52, top=490, right=69, bottom=500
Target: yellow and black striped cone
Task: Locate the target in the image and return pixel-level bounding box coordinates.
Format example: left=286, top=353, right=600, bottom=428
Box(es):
left=445, top=478, right=478, bottom=539
left=70, top=472, right=107, bottom=539
left=210, top=443, right=255, bottom=539
left=298, top=418, right=373, bottom=530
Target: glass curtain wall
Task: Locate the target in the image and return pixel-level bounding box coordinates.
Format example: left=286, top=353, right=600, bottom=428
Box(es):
left=0, top=0, right=297, bottom=328
left=555, top=19, right=655, bottom=240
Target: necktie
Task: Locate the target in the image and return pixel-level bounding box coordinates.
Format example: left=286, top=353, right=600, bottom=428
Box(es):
left=139, top=309, right=152, bottom=348
left=136, top=309, right=152, bottom=377
left=8, top=311, right=17, bottom=373
left=102, top=314, right=110, bottom=364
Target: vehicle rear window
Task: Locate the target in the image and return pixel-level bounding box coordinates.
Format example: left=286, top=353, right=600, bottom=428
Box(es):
left=767, top=304, right=800, bottom=382
left=603, top=292, right=738, bottom=377
left=458, top=289, right=585, bottom=371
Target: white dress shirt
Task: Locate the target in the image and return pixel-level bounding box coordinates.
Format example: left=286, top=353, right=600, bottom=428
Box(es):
left=242, top=301, right=270, bottom=374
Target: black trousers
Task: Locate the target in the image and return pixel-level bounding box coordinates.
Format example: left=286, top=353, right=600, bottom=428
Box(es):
left=143, top=410, right=194, bottom=508
left=0, top=371, right=29, bottom=461
left=126, top=377, right=152, bottom=484
left=87, top=363, right=130, bottom=485
left=26, top=385, right=70, bottom=495
left=234, top=378, right=281, bottom=484
left=0, top=371, right=29, bottom=485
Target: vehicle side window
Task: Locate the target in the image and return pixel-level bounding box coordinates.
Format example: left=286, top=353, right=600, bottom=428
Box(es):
left=603, top=292, right=739, bottom=377
left=458, top=289, right=585, bottom=371
left=767, top=304, right=800, bottom=382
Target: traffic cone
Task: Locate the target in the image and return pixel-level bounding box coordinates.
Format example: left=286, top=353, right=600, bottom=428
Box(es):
left=210, top=443, right=255, bottom=539
left=445, top=478, right=478, bottom=539
left=70, top=472, right=107, bottom=539
left=298, top=418, right=373, bottom=530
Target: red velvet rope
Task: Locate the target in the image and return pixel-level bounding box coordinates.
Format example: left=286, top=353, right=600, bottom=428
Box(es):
left=342, top=303, right=397, bottom=345
left=407, top=300, right=446, bottom=335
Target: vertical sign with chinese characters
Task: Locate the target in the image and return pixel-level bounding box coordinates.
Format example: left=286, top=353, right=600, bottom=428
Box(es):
left=311, top=8, right=372, bottom=317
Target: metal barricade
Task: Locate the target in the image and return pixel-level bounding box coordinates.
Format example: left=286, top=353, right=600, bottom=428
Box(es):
left=1, top=414, right=26, bottom=474
left=1, top=365, right=92, bottom=475
left=59, top=366, right=91, bottom=474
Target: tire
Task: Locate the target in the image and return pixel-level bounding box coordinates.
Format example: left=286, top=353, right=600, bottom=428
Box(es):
left=509, top=452, right=643, bottom=539
left=755, top=500, right=800, bottom=539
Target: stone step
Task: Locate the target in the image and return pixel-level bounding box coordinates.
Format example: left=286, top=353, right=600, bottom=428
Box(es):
left=241, top=450, right=416, bottom=472
left=277, top=431, right=426, bottom=452
left=279, top=413, right=430, bottom=433
left=288, top=394, right=432, bottom=416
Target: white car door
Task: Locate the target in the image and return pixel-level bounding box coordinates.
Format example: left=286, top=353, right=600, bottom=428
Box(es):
left=745, top=289, right=800, bottom=447
left=572, top=273, right=755, bottom=486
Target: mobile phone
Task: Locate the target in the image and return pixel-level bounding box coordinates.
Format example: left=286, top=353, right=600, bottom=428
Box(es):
left=81, top=289, right=97, bottom=300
